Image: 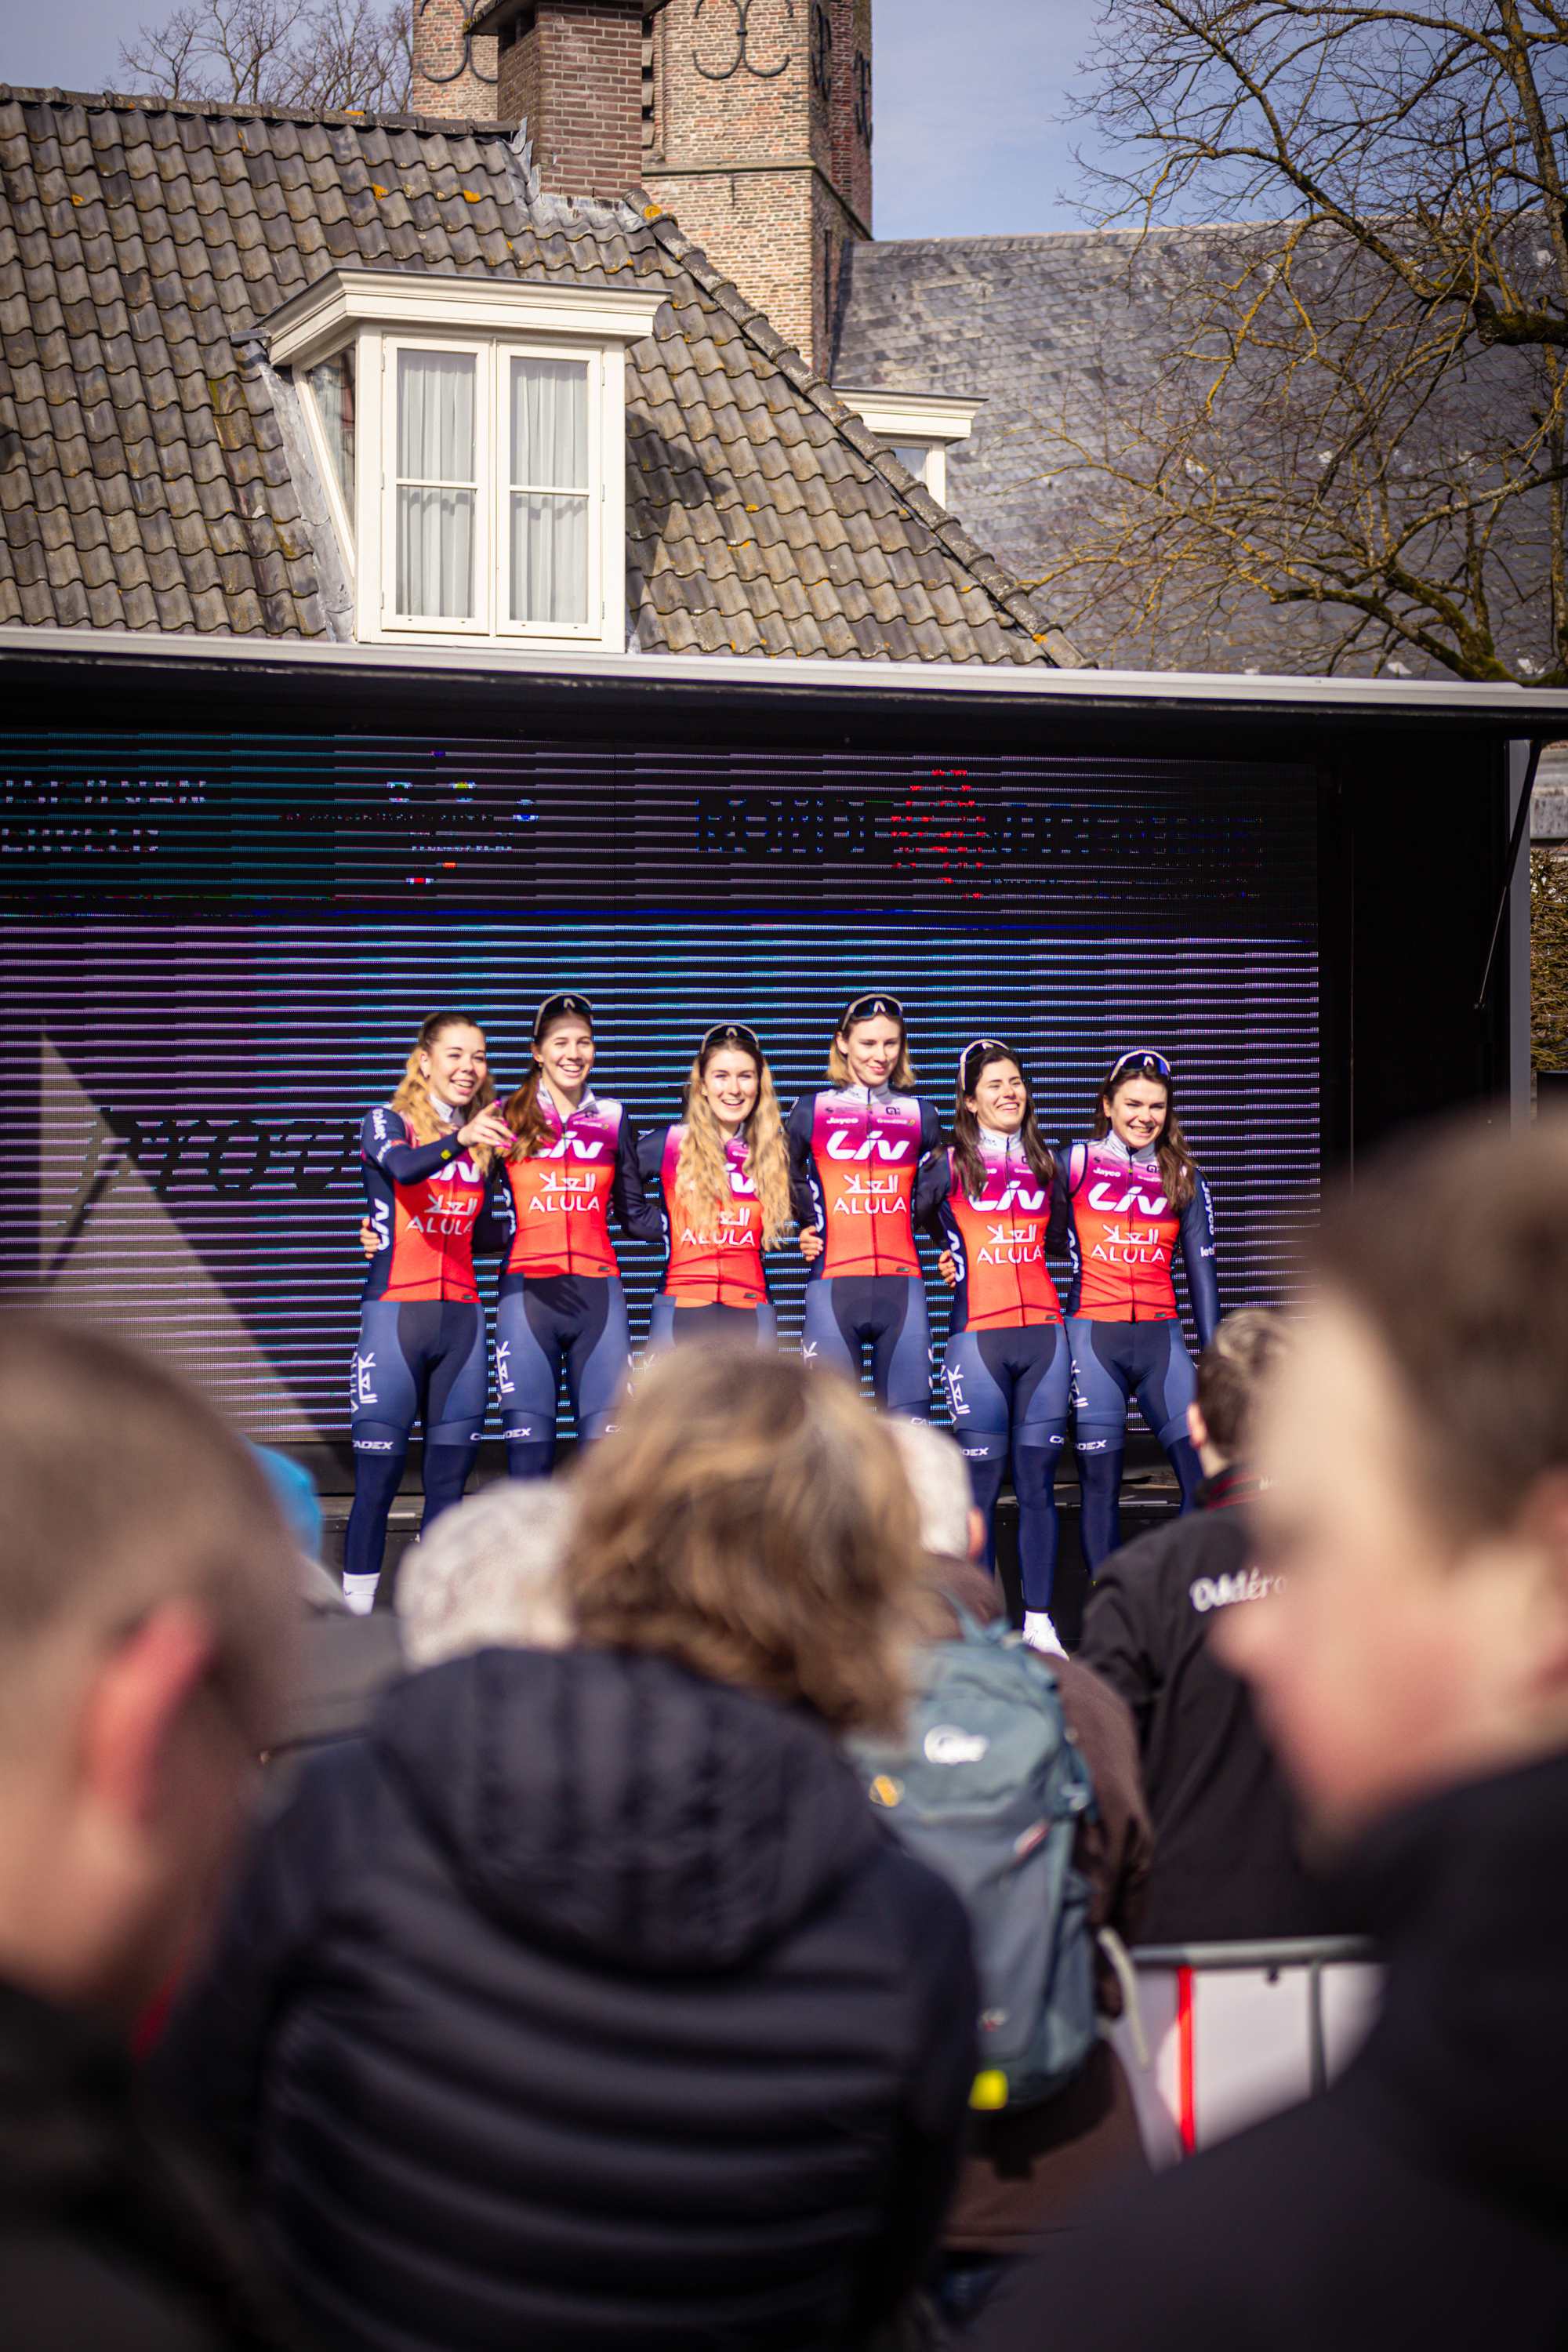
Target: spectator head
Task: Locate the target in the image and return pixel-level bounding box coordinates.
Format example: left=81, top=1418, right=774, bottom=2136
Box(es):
left=567, top=1353, right=921, bottom=1735
left=1219, top=1123, right=1568, bottom=1841
left=0, top=1314, right=295, bottom=2024
left=1189, top=1308, right=1290, bottom=1472
left=397, top=1482, right=575, bottom=1669
left=884, top=1419, right=985, bottom=1566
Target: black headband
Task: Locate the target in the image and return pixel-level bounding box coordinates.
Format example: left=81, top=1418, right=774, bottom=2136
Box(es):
left=839, top=991, right=905, bottom=1031
left=700, top=1022, right=763, bottom=1060
left=534, top=990, right=593, bottom=1039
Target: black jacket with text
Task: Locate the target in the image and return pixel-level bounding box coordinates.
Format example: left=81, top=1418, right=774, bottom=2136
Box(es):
left=1077, top=1469, right=1334, bottom=1942
left=155, top=1645, right=977, bottom=2352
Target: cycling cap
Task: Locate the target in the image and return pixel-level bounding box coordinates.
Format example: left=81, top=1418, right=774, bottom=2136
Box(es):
left=534, top=990, right=593, bottom=1037
left=700, top=1022, right=763, bottom=1059
left=840, top=991, right=905, bottom=1029
left=1107, top=1047, right=1172, bottom=1082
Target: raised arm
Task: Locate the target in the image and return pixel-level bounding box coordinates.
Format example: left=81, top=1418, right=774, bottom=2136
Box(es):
left=1180, top=1174, right=1221, bottom=1350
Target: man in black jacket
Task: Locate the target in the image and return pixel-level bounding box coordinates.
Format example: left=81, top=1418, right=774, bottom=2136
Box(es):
left=0, top=1314, right=295, bottom=2352
left=1078, top=1308, right=1334, bottom=1941
left=971, top=1121, right=1568, bottom=2352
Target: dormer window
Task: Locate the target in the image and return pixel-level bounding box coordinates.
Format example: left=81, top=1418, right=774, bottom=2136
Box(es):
left=261, top=270, right=666, bottom=652
left=832, top=387, right=985, bottom=510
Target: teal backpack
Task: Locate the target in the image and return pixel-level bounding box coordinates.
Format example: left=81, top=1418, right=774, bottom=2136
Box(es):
left=848, top=1606, right=1098, bottom=2111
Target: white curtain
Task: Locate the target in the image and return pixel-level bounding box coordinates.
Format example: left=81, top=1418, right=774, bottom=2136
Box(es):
left=306, top=351, right=355, bottom=508
left=510, top=356, right=590, bottom=626
left=397, top=350, right=475, bottom=620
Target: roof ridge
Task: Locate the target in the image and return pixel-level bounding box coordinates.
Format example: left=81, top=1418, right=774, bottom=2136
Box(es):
left=627, top=186, right=1086, bottom=668
left=0, top=82, right=512, bottom=135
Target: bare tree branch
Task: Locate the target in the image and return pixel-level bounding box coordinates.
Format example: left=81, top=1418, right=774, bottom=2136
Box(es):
left=118, top=0, right=412, bottom=111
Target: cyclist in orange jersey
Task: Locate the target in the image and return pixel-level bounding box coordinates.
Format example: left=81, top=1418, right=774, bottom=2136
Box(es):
left=494, top=993, right=659, bottom=1479
left=347, top=1011, right=514, bottom=1613
left=788, top=992, right=942, bottom=1417
left=1064, top=1051, right=1221, bottom=1570
left=917, top=1040, right=1071, bottom=1651
left=638, top=1023, right=792, bottom=1352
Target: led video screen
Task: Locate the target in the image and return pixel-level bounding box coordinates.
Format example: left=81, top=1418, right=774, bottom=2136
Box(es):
left=0, top=731, right=1320, bottom=1446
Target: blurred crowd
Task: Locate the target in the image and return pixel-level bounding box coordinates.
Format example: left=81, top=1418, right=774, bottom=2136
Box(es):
left=0, top=1117, right=1565, bottom=2350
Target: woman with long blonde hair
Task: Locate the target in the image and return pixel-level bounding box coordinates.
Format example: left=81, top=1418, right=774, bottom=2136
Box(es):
left=786, top=990, right=944, bottom=1415
left=345, top=1009, right=513, bottom=1612
left=637, top=1022, right=793, bottom=1352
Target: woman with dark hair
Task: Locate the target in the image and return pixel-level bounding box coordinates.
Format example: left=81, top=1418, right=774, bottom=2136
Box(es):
left=495, top=991, right=659, bottom=1479
left=1064, top=1050, right=1220, bottom=1570
left=787, top=990, right=943, bottom=1417
left=158, top=1351, right=978, bottom=2352
left=346, top=1011, right=514, bottom=1613
left=638, top=1022, right=792, bottom=1352
left=918, top=1040, right=1072, bottom=1650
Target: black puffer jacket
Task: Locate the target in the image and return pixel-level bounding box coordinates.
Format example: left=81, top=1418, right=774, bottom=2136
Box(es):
left=156, top=1646, right=977, bottom=2352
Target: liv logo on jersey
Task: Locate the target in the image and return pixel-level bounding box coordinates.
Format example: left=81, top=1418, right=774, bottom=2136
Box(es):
left=932, top=1142, right=1065, bottom=1332
left=503, top=1090, right=629, bottom=1279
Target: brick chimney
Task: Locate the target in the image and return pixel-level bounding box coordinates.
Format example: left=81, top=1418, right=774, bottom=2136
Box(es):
left=424, top=0, right=660, bottom=205
left=641, top=0, right=873, bottom=372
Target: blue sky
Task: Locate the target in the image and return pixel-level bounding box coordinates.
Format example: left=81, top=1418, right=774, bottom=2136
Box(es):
left=1, top=0, right=1107, bottom=238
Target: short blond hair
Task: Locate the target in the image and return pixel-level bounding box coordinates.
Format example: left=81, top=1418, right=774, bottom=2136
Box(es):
left=566, top=1353, right=921, bottom=1734
left=0, top=1312, right=294, bottom=1748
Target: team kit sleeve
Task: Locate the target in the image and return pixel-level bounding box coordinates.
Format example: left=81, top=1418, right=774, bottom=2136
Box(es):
left=1181, top=1176, right=1221, bottom=1348
left=913, top=1144, right=952, bottom=1236
left=612, top=1116, right=664, bottom=1245
left=635, top=1125, right=665, bottom=1191
left=1044, top=1152, right=1073, bottom=1258
left=362, top=1105, right=470, bottom=1188
left=472, top=1164, right=516, bottom=1260
left=786, top=1094, right=821, bottom=1229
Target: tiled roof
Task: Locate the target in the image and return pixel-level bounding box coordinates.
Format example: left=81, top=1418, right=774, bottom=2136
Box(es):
left=0, top=87, right=1081, bottom=663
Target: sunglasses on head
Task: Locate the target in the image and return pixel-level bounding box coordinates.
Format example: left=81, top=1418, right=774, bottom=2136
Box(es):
left=535, top=990, right=593, bottom=1038
left=1108, top=1048, right=1171, bottom=1083
left=958, top=1037, right=1016, bottom=1085
left=700, top=1022, right=762, bottom=1059
left=840, top=992, right=905, bottom=1029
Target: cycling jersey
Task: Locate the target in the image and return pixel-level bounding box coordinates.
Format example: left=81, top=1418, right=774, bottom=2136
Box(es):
left=1063, top=1135, right=1220, bottom=1345
left=360, top=1107, right=499, bottom=1305
left=916, top=1131, right=1067, bottom=1334
left=637, top=1123, right=769, bottom=1311
left=501, top=1083, right=657, bottom=1281
left=787, top=1085, right=942, bottom=1283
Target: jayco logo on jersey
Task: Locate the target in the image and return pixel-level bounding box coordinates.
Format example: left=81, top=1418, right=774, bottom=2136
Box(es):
left=924, top=1724, right=990, bottom=1766
left=827, top=1129, right=913, bottom=1163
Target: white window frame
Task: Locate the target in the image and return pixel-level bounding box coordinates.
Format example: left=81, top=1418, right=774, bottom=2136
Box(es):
left=261, top=270, right=666, bottom=655
left=832, top=387, right=985, bottom=510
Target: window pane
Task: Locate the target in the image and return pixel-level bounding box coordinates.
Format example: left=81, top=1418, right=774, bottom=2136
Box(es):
left=398, top=487, right=475, bottom=619
left=398, top=350, right=475, bottom=485
left=891, top=443, right=929, bottom=485
left=306, top=349, right=355, bottom=508
left=396, top=351, right=476, bottom=619
left=510, top=356, right=589, bottom=491
left=510, top=491, right=589, bottom=625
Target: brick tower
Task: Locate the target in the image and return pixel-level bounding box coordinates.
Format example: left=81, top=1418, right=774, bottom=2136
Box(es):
left=642, top=0, right=872, bottom=371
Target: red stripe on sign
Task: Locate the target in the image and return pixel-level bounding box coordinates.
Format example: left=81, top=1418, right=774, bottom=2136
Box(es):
left=1177, top=1965, right=1196, bottom=2155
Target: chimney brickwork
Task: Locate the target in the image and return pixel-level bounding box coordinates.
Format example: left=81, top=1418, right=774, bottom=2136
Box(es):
left=496, top=3, right=646, bottom=197
left=410, top=0, right=501, bottom=121
left=641, top=0, right=872, bottom=373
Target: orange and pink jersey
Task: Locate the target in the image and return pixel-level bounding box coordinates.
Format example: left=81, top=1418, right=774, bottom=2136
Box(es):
left=637, top=1123, right=769, bottom=1309
left=1063, top=1135, right=1219, bottom=1341
left=916, top=1131, right=1065, bottom=1331
left=360, top=1106, right=496, bottom=1304
left=786, top=1083, right=943, bottom=1282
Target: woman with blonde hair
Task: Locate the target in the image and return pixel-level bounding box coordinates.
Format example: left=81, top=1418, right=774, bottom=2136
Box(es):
left=345, top=1010, right=513, bottom=1612
left=159, top=1349, right=978, bottom=2352
left=787, top=989, right=944, bottom=1415
left=637, top=1021, right=792, bottom=1352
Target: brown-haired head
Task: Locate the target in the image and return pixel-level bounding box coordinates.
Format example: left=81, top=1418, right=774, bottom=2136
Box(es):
left=504, top=994, right=595, bottom=1160
left=1196, top=1308, right=1290, bottom=1463
left=565, top=1352, right=921, bottom=1735
left=1311, top=1120, right=1568, bottom=1541
left=1094, top=1052, right=1198, bottom=1211
left=953, top=1041, right=1054, bottom=1200
left=0, top=1312, right=295, bottom=1751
